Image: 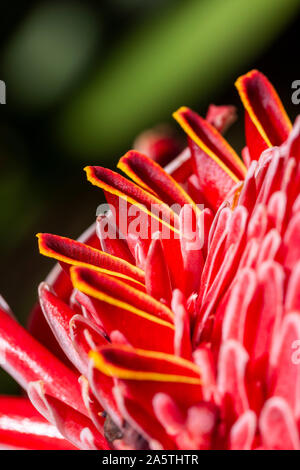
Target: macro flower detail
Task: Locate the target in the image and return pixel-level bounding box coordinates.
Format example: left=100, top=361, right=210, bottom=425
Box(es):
left=0, top=69, right=300, bottom=450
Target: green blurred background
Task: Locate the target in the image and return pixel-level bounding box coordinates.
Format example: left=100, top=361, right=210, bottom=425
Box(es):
left=0, top=0, right=299, bottom=393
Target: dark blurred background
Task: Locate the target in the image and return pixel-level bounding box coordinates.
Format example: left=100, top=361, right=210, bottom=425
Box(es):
left=0, top=0, right=299, bottom=392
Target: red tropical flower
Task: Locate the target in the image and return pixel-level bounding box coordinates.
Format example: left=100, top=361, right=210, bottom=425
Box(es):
left=0, top=70, right=300, bottom=450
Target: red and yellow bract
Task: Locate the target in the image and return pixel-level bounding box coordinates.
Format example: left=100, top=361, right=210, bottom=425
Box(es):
left=0, top=70, right=300, bottom=450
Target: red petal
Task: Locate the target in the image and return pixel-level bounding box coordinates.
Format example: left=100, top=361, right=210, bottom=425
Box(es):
left=198, top=208, right=214, bottom=259
left=28, top=225, right=100, bottom=362
left=77, top=222, right=102, bottom=249
left=199, top=206, right=231, bottom=301
left=133, top=125, right=184, bottom=167
left=238, top=238, right=260, bottom=270
left=229, top=410, right=257, bottom=450
left=115, top=388, right=176, bottom=449
left=270, top=313, right=300, bottom=419
left=173, top=106, right=246, bottom=179
left=283, top=212, right=300, bottom=271
left=37, top=232, right=144, bottom=286
left=247, top=204, right=268, bottom=240
left=185, top=403, right=217, bottom=450
left=187, top=173, right=211, bottom=207
left=74, top=290, right=108, bottom=330
left=72, top=265, right=173, bottom=324
left=241, top=146, right=252, bottom=168
left=285, top=261, right=300, bottom=311
left=200, top=205, right=248, bottom=316
left=85, top=166, right=179, bottom=230
left=160, top=236, right=185, bottom=293
left=250, top=261, right=284, bottom=376
left=28, top=382, right=109, bottom=450
left=179, top=204, right=204, bottom=296
left=96, top=213, right=135, bottom=264
left=255, top=229, right=281, bottom=266
left=69, top=314, right=109, bottom=370
left=90, top=345, right=202, bottom=417
left=235, top=70, right=292, bottom=160
left=172, top=290, right=192, bottom=361
left=38, top=283, right=86, bottom=374
left=164, top=148, right=193, bottom=183
left=71, top=267, right=174, bottom=352
left=88, top=361, right=123, bottom=428
left=145, top=233, right=172, bottom=305
left=222, top=268, right=257, bottom=344
left=0, top=396, right=76, bottom=450
left=283, top=116, right=300, bottom=161
left=256, top=151, right=285, bottom=206
left=79, top=376, right=105, bottom=433
left=259, top=397, right=300, bottom=450
left=192, top=346, right=216, bottom=401
left=206, top=104, right=237, bottom=134
left=267, top=191, right=287, bottom=235
left=189, top=139, right=238, bottom=210
left=0, top=304, right=85, bottom=416
left=217, top=340, right=249, bottom=424
left=237, top=161, right=257, bottom=213
left=28, top=265, right=74, bottom=365
left=153, top=393, right=185, bottom=436
left=118, top=150, right=198, bottom=211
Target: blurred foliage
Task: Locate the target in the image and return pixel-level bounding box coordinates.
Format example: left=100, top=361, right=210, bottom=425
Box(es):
left=3, top=2, right=99, bottom=108
left=0, top=0, right=299, bottom=394
left=59, top=0, right=300, bottom=157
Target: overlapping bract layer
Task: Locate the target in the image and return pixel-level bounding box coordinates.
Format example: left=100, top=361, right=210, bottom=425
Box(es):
left=0, top=70, right=300, bottom=450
